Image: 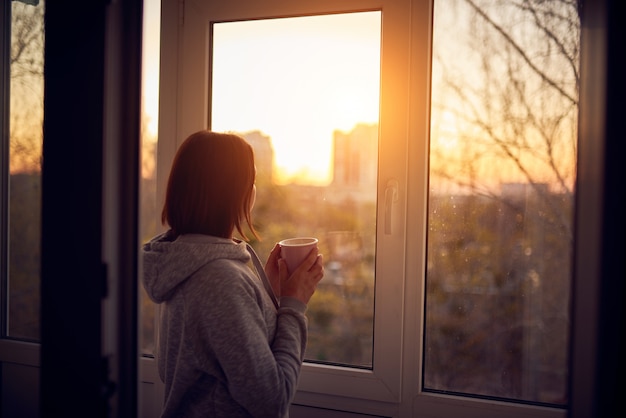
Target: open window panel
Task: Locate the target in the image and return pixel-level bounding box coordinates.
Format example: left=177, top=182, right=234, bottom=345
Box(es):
left=211, top=12, right=382, bottom=369
left=155, top=0, right=575, bottom=416
left=157, top=0, right=412, bottom=412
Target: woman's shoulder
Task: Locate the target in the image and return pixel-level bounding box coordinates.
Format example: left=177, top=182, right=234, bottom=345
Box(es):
left=186, top=258, right=259, bottom=296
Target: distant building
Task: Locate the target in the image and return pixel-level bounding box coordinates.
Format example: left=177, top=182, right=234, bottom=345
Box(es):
left=240, top=130, right=274, bottom=184
left=239, top=125, right=379, bottom=204
left=330, top=123, right=378, bottom=203
left=332, top=123, right=378, bottom=189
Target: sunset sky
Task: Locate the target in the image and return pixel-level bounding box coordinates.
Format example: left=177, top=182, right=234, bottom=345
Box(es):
left=142, top=4, right=381, bottom=186
left=142, top=0, right=161, bottom=139
left=211, top=12, right=381, bottom=185
left=140, top=1, right=577, bottom=191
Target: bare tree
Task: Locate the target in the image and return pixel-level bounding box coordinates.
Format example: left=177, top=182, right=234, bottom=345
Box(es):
left=425, top=0, right=580, bottom=404
left=6, top=0, right=45, bottom=340
left=430, top=0, right=580, bottom=240
left=10, top=0, right=45, bottom=173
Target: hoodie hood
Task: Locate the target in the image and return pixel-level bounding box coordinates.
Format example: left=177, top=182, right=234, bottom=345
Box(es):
left=142, top=231, right=251, bottom=303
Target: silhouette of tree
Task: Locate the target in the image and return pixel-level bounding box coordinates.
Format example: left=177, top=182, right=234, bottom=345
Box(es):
left=10, top=0, right=45, bottom=173
left=430, top=0, right=579, bottom=240
left=7, top=0, right=45, bottom=340
left=425, top=0, right=579, bottom=405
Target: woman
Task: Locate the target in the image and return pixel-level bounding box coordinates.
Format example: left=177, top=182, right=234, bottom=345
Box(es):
left=142, top=131, right=324, bottom=417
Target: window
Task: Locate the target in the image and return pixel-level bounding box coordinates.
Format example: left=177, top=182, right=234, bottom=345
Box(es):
left=3, top=0, right=45, bottom=342
left=424, top=0, right=577, bottom=407
left=211, top=12, right=381, bottom=368
left=158, top=0, right=410, bottom=406
left=151, top=0, right=578, bottom=415
left=0, top=0, right=603, bottom=416
left=140, top=0, right=161, bottom=356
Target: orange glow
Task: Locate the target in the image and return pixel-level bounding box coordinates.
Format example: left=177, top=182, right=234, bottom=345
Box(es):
left=210, top=12, right=381, bottom=186
left=142, top=0, right=161, bottom=139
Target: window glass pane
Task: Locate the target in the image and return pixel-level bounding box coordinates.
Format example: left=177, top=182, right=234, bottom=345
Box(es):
left=140, top=0, right=160, bottom=356
left=211, top=12, right=381, bottom=368
left=425, top=0, right=578, bottom=405
left=7, top=0, right=45, bottom=341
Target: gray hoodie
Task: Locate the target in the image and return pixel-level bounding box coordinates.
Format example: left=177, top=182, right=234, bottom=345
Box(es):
left=143, top=232, right=307, bottom=418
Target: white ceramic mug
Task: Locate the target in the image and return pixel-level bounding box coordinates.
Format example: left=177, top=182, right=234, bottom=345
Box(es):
left=279, top=237, right=319, bottom=275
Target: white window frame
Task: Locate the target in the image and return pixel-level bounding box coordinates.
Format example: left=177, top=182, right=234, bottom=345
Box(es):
left=151, top=0, right=569, bottom=416
left=0, top=0, right=616, bottom=416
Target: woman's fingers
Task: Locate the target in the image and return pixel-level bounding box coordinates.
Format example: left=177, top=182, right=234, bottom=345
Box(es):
left=281, top=250, right=325, bottom=305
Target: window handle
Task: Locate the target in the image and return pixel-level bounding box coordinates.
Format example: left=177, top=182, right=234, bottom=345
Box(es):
left=384, top=179, right=399, bottom=235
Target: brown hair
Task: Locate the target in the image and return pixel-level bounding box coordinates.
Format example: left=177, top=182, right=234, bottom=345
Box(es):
left=161, top=131, right=258, bottom=240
